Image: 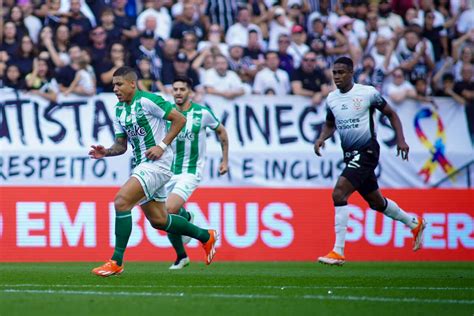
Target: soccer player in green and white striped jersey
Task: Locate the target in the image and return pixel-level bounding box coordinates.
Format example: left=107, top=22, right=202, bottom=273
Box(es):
left=166, top=77, right=229, bottom=269
left=89, top=67, right=218, bottom=276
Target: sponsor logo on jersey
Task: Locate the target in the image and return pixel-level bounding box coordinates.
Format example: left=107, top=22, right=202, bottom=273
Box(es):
left=177, top=130, right=195, bottom=141
left=125, top=125, right=147, bottom=137
left=341, top=104, right=348, bottom=110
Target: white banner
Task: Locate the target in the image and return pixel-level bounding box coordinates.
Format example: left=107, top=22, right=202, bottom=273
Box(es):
left=0, top=90, right=472, bottom=187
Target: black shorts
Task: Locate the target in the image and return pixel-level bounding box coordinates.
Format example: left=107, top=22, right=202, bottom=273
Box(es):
left=341, top=143, right=380, bottom=196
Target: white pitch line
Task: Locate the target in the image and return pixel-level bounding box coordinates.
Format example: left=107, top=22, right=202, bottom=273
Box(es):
left=2, top=289, right=473, bottom=305
left=0, top=284, right=472, bottom=291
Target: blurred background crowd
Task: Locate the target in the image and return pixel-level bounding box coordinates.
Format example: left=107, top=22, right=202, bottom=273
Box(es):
left=0, top=0, right=473, bottom=110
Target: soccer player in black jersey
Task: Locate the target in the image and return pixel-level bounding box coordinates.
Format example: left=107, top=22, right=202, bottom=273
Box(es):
left=314, top=57, right=426, bottom=266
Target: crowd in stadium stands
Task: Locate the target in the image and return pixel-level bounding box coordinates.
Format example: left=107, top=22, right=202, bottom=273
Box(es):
left=0, top=0, right=473, bottom=111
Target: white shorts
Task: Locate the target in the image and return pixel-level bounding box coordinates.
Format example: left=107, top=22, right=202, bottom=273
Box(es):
left=165, top=173, right=201, bottom=202
left=131, top=162, right=173, bottom=205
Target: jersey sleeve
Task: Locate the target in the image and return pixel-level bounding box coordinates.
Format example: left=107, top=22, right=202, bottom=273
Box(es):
left=113, top=106, right=126, bottom=138
left=369, top=87, right=387, bottom=111
left=142, top=93, right=173, bottom=119
left=202, top=106, right=221, bottom=130
left=326, top=106, right=335, bottom=123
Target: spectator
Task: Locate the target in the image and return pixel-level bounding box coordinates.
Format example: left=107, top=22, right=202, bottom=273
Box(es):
left=25, top=58, right=59, bottom=102
left=36, top=0, right=67, bottom=30
left=4, top=64, right=26, bottom=90
left=180, top=31, right=199, bottom=62
left=132, top=30, right=163, bottom=79
left=160, top=38, right=179, bottom=83
left=244, top=29, right=265, bottom=63
left=290, top=51, right=330, bottom=106
left=287, top=25, right=309, bottom=69
left=249, top=0, right=271, bottom=40
left=276, top=34, right=294, bottom=76
left=453, top=45, right=474, bottom=82
left=63, top=53, right=96, bottom=96
left=204, top=0, right=238, bottom=32
left=197, top=24, right=228, bottom=57
left=112, top=0, right=139, bottom=43
left=170, top=2, right=205, bottom=41
left=41, top=24, right=71, bottom=69
left=286, top=1, right=307, bottom=27
left=58, top=0, right=97, bottom=27
left=55, top=45, right=82, bottom=92
left=268, top=6, right=292, bottom=51
left=227, top=42, right=257, bottom=85
left=253, top=51, right=290, bottom=96
left=413, top=77, right=434, bottom=102
left=100, top=8, right=123, bottom=46
left=362, top=11, right=392, bottom=55
left=192, top=48, right=215, bottom=83
left=385, top=68, right=418, bottom=104
left=18, top=0, right=42, bottom=44
left=371, top=36, right=400, bottom=77
left=433, top=73, right=456, bottom=97
left=422, top=10, right=448, bottom=65
left=453, top=64, right=474, bottom=143
left=162, top=52, right=201, bottom=96
left=203, top=54, right=246, bottom=99
left=0, top=22, right=20, bottom=60
left=89, top=26, right=109, bottom=70
left=11, top=35, right=37, bottom=76
left=96, top=42, right=128, bottom=92
left=396, top=27, right=435, bottom=83
left=0, top=61, right=6, bottom=88
left=7, top=5, right=29, bottom=40
left=136, top=56, right=161, bottom=92
left=67, top=0, right=93, bottom=48
left=136, top=0, right=172, bottom=41
left=225, top=6, right=262, bottom=48
left=354, top=55, right=385, bottom=91
left=378, top=0, right=404, bottom=33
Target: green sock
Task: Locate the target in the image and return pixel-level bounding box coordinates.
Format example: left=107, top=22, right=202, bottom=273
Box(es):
left=111, top=210, right=132, bottom=266
left=167, top=233, right=186, bottom=259
left=167, top=207, right=191, bottom=258
left=165, top=214, right=210, bottom=243
left=178, top=207, right=190, bottom=221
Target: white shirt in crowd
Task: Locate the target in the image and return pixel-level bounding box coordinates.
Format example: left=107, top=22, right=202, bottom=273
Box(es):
left=203, top=69, right=246, bottom=93
left=253, top=67, right=291, bottom=95
left=385, top=80, right=415, bottom=100
left=136, top=7, right=172, bottom=40
left=225, top=23, right=263, bottom=48
left=76, top=69, right=95, bottom=95
left=287, top=42, right=309, bottom=68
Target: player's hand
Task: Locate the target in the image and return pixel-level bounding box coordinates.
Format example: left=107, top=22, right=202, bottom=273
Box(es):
left=397, top=140, right=409, bottom=161
left=145, top=146, right=164, bottom=160
left=89, top=145, right=107, bottom=159
left=219, top=161, right=229, bottom=175
left=314, top=139, right=325, bottom=157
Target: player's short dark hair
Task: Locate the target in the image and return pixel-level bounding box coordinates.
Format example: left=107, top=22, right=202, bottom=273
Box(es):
left=173, top=76, right=193, bottom=88
left=113, top=66, right=138, bottom=81
left=334, top=56, right=354, bottom=71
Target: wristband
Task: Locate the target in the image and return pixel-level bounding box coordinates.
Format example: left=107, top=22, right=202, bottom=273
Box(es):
left=158, top=141, right=168, bottom=151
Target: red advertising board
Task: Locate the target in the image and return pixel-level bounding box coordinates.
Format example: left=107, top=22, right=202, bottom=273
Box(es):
left=0, top=187, right=472, bottom=262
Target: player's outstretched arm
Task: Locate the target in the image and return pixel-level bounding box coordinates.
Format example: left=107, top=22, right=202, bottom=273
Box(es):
left=380, top=105, right=409, bottom=161
left=89, top=137, right=128, bottom=159
left=314, top=120, right=336, bottom=157
left=215, top=124, right=229, bottom=175
left=145, top=109, right=186, bottom=160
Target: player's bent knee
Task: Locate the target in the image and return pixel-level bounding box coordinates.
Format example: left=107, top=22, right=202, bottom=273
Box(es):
left=166, top=206, right=180, bottom=214
left=332, top=190, right=348, bottom=206
left=114, top=194, right=133, bottom=212
left=148, top=214, right=168, bottom=230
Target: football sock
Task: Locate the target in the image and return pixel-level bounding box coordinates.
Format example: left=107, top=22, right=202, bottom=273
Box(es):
left=167, top=207, right=191, bottom=258
left=333, top=205, right=350, bottom=256
left=179, top=207, right=191, bottom=221
left=164, top=214, right=210, bottom=243
left=383, top=198, right=418, bottom=229
left=111, top=210, right=132, bottom=266
left=167, top=232, right=186, bottom=259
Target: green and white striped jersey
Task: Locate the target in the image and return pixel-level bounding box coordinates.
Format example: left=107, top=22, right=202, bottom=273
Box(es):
left=171, top=102, right=220, bottom=175
left=113, top=90, right=174, bottom=170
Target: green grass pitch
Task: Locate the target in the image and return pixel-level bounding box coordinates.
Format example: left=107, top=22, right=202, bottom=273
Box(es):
left=0, top=262, right=472, bottom=316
